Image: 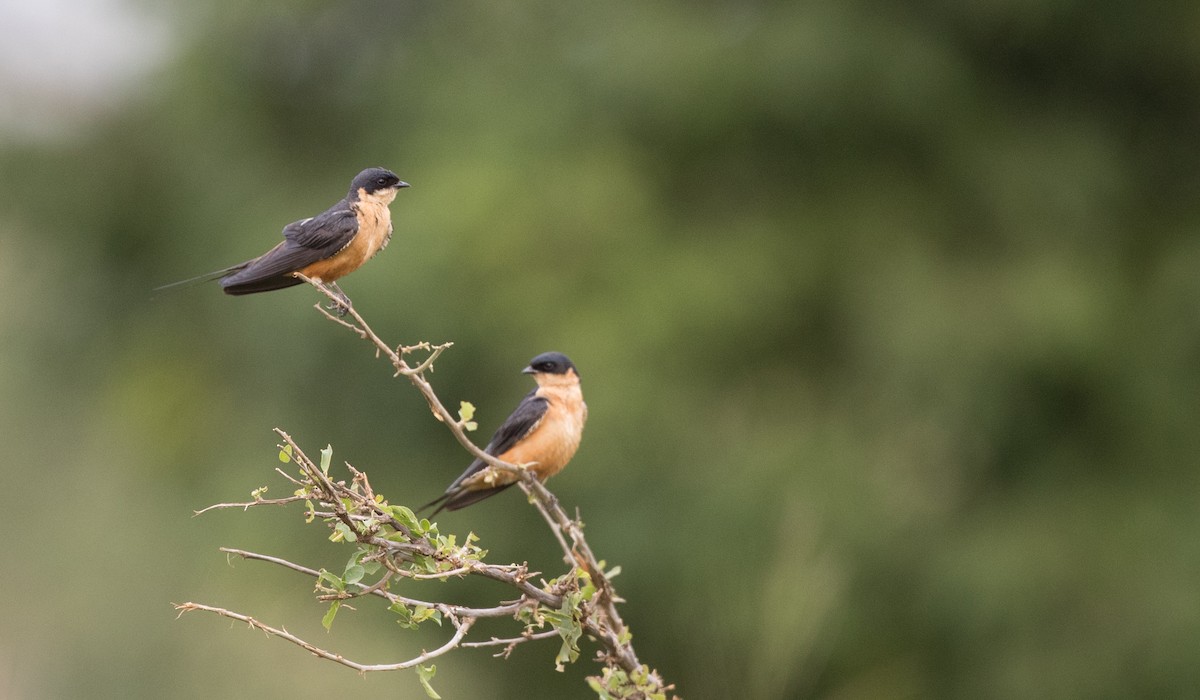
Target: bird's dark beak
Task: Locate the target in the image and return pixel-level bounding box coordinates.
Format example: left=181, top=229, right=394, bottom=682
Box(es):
left=521, top=365, right=536, bottom=375
left=396, top=181, right=410, bottom=189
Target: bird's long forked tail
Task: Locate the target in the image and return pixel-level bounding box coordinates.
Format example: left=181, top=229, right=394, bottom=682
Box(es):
left=418, top=483, right=516, bottom=517
left=152, top=265, right=242, bottom=294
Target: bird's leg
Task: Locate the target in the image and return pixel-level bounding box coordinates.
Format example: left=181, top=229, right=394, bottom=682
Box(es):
left=324, top=282, right=352, bottom=316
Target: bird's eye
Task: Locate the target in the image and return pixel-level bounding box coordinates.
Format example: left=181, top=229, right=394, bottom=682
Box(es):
left=377, top=177, right=387, bottom=184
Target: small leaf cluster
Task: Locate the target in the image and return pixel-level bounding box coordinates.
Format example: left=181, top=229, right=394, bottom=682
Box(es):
left=587, top=664, right=673, bottom=700
left=534, top=569, right=594, bottom=671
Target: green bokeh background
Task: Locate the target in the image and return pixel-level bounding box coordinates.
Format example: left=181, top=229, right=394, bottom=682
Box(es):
left=3, top=1, right=1200, bottom=698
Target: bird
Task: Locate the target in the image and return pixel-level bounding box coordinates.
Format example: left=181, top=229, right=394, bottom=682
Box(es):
left=156, top=167, right=408, bottom=308
left=421, top=352, right=587, bottom=516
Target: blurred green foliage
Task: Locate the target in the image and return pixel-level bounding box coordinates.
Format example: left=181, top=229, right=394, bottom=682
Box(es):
left=3, top=0, right=1200, bottom=698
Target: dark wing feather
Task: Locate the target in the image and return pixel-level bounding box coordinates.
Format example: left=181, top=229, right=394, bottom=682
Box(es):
left=282, top=205, right=359, bottom=251
left=219, top=205, right=358, bottom=294
left=419, top=391, right=549, bottom=515
left=481, top=390, right=550, bottom=458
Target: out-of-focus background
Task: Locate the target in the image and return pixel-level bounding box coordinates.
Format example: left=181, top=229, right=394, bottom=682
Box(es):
left=3, top=1, right=1200, bottom=698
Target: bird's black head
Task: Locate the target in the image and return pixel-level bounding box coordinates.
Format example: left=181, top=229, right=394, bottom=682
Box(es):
left=522, top=352, right=578, bottom=377
left=350, top=167, right=409, bottom=196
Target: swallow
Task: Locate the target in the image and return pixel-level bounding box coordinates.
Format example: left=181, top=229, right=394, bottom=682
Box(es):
left=421, top=352, right=587, bottom=515
left=156, top=167, right=408, bottom=307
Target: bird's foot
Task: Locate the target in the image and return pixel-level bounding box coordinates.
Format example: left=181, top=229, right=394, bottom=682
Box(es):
left=324, top=283, right=352, bottom=316
left=327, top=297, right=352, bottom=317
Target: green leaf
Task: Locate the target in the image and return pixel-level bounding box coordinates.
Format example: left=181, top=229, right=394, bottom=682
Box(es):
left=516, top=605, right=539, bottom=626
left=343, top=565, right=365, bottom=586
left=409, top=554, right=437, bottom=574
left=329, top=521, right=355, bottom=543
left=549, top=589, right=586, bottom=671
left=579, top=573, right=597, bottom=602
left=540, top=609, right=566, bottom=627
left=387, top=505, right=421, bottom=532
left=555, top=632, right=581, bottom=672
left=417, top=664, right=441, bottom=699
left=316, top=568, right=345, bottom=592
left=458, top=401, right=478, bottom=431
left=319, top=444, right=333, bottom=475
left=321, top=600, right=341, bottom=630
left=389, top=600, right=414, bottom=628
left=278, top=444, right=293, bottom=463
left=411, top=605, right=442, bottom=626
left=587, top=676, right=614, bottom=700
left=390, top=600, right=439, bottom=630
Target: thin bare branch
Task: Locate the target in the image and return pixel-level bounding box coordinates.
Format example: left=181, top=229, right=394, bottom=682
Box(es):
left=273, top=467, right=305, bottom=486
left=394, top=565, right=473, bottom=580
left=519, top=482, right=574, bottom=560
left=461, top=629, right=560, bottom=649
left=219, top=551, right=530, bottom=619
left=194, top=495, right=305, bottom=516
left=176, top=602, right=472, bottom=672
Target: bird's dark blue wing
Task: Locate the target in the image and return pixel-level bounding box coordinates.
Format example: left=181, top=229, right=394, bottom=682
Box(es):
left=219, top=205, right=358, bottom=293
left=282, top=205, right=359, bottom=251
left=445, top=390, right=549, bottom=490
left=483, top=389, right=550, bottom=456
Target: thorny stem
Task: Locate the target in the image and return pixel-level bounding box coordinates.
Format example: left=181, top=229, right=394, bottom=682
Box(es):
left=185, top=280, right=673, bottom=697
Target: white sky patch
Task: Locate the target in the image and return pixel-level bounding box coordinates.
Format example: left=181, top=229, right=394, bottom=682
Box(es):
left=0, top=0, right=175, bottom=141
